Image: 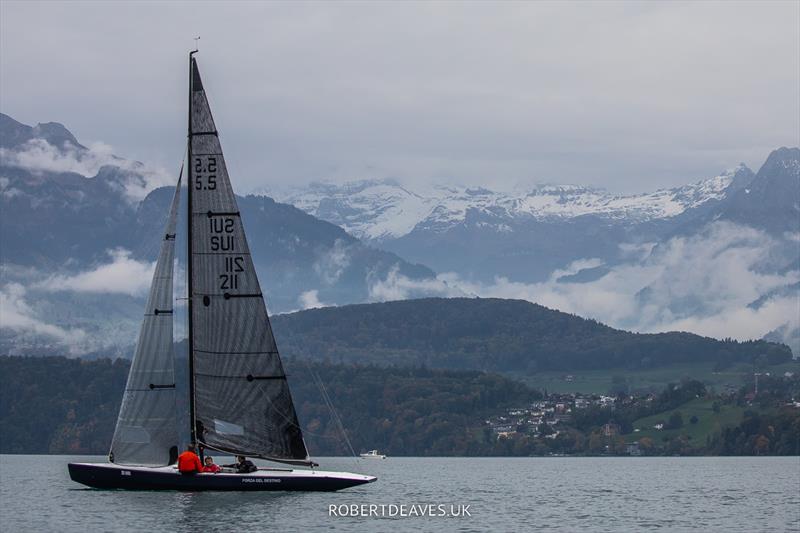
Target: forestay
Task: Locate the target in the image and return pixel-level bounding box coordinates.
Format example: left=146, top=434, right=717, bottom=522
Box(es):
left=188, top=58, right=310, bottom=465
left=110, top=175, right=182, bottom=466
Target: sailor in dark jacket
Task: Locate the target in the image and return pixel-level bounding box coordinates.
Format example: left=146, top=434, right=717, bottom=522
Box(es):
left=223, top=455, right=258, bottom=473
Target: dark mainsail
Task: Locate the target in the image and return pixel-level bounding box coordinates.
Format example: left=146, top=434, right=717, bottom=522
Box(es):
left=110, top=174, right=182, bottom=466
left=187, top=56, right=310, bottom=465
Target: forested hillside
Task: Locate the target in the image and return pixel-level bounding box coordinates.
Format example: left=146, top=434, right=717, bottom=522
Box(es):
left=0, top=356, right=537, bottom=456
left=0, top=357, right=129, bottom=453
left=272, top=298, right=792, bottom=372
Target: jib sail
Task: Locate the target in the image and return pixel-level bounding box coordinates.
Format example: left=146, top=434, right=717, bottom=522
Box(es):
left=187, top=56, right=310, bottom=466
left=110, top=174, right=182, bottom=466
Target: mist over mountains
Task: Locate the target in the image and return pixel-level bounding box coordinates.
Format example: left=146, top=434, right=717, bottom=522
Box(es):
left=0, top=112, right=797, bottom=357
left=268, top=150, right=800, bottom=353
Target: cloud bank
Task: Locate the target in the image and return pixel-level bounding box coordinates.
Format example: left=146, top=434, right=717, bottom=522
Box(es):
left=2, top=2, right=797, bottom=193
left=0, top=253, right=185, bottom=357
left=3, top=223, right=796, bottom=357
left=0, top=139, right=174, bottom=202
left=35, top=248, right=156, bottom=296
left=0, top=282, right=88, bottom=354
left=367, top=222, right=800, bottom=351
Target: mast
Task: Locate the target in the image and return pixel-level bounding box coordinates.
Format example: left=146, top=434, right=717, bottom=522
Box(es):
left=187, top=50, right=197, bottom=447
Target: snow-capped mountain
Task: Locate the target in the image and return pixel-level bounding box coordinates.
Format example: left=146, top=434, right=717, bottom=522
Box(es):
left=263, top=166, right=754, bottom=243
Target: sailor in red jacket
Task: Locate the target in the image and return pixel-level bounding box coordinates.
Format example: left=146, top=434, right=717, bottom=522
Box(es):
left=202, top=456, right=221, bottom=473
left=177, top=444, right=203, bottom=475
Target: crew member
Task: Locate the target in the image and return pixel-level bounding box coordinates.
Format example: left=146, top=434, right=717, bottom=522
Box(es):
left=223, top=455, right=258, bottom=473
left=177, top=444, right=203, bottom=475
left=203, top=456, right=221, bottom=473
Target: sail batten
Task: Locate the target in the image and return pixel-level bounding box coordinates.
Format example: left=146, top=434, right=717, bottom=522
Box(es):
left=110, top=172, right=182, bottom=467
left=187, top=57, right=310, bottom=464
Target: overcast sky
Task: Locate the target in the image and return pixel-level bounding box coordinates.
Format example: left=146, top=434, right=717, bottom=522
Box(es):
left=1, top=1, right=798, bottom=194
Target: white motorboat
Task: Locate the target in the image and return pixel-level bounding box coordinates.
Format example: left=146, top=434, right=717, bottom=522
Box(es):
left=359, top=450, right=387, bottom=459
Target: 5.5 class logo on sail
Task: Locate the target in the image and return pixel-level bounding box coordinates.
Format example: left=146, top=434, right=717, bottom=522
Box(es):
left=68, top=52, right=376, bottom=491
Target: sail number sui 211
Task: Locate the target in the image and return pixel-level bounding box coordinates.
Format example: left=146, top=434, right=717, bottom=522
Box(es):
left=195, top=155, right=246, bottom=292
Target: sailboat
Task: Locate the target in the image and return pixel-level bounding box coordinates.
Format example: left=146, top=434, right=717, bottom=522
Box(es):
left=68, top=52, right=376, bottom=491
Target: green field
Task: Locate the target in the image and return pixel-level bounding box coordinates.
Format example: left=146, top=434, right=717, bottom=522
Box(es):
left=629, top=398, right=753, bottom=444
left=508, top=361, right=800, bottom=395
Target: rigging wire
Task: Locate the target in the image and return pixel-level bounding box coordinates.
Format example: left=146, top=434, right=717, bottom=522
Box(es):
left=253, top=356, right=363, bottom=471
left=313, top=370, right=358, bottom=458
left=305, top=361, right=362, bottom=473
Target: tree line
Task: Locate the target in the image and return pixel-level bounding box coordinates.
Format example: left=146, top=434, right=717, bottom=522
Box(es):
left=1, top=355, right=797, bottom=457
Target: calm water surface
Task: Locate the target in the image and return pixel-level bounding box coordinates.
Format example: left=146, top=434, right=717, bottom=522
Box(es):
left=1, top=455, right=798, bottom=532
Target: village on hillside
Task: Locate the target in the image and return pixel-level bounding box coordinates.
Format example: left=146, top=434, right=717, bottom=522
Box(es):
left=485, top=371, right=800, bottom=456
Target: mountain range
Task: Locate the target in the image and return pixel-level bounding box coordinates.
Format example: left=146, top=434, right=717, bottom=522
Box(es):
left=265, top=154, right=796, bottom=284
left=0, top=111, right=797, bottom=357
left=0, top=113, right=435, bottom=355
left=267, top=149, right=800, bottom=353
left=267, top=166, right=753, bottom=243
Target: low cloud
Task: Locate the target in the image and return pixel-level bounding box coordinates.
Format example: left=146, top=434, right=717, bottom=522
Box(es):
left=313, top=239, right=352, bottom=285
left=5, top=220, right=797, bottom=356
left=0, top=283, right=88, bottom=353
left=298, top=289, right=328, bottom=310
left=35, top=248, right=155, bottom=296
left=368, top=265, right=464, bottom=302
left=0, top=138, right=174, bottom=202
left=367, top=222, right=800, bottom=350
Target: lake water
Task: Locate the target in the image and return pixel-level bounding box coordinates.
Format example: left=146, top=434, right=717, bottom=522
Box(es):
left=1, top=455, right=798, bottom=532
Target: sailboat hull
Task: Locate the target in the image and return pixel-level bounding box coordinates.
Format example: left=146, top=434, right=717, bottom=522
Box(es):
left=68, top=462, right=376, bottom=492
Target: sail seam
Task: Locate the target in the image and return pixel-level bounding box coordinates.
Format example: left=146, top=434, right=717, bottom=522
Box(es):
left=195, top=349, right=279, bottom=355
left=194, top=373, right=286, bottom=380
left=204, top=211, right=240, bottom=218
left=224, top=292, right=262, bottom=299
left=192, top=252, right=252, bottom=256
left=192, top=291, right=262, bottom=297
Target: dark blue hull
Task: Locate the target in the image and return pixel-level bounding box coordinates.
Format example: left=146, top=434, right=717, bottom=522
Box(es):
left=68, top=462, right=376, bottom=492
